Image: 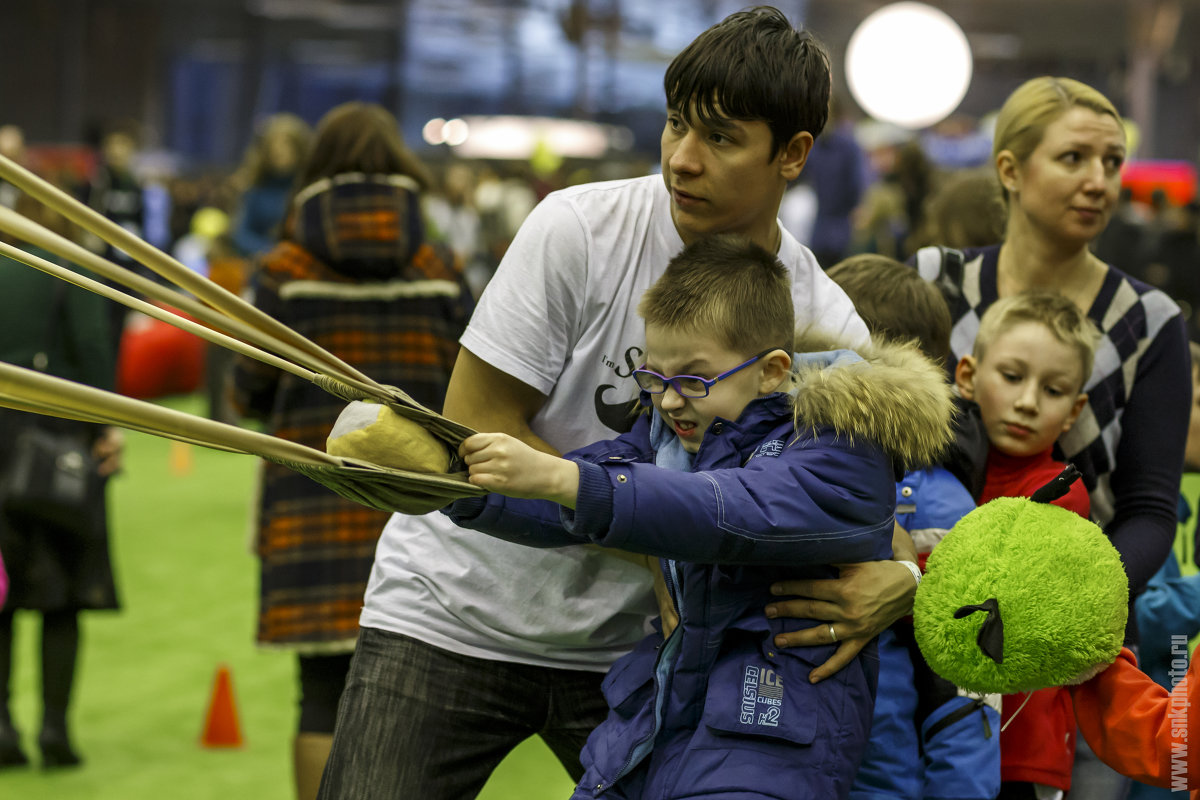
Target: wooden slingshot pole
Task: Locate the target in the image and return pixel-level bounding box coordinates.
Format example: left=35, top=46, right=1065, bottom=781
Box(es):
left=0, top=154, right=483, bottom=513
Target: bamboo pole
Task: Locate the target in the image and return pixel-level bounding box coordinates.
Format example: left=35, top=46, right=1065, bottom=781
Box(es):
left=0, top=361, right=339, bottom=466
left=0, top=153, right=378, bottom=389
left=0, top=157, right=483, bottom=507
left=0, top=205, right=229, bottom=331
left=0, top=239, right=319, bottom=387
left=0, top=363, right=483, bottom=503
left=0, top=198, right=394, bottom=403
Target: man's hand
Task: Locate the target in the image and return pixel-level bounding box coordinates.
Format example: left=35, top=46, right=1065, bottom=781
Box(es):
left=764, top=559, right=917, bottom=683
left=459, top=432, right=579, bottom=507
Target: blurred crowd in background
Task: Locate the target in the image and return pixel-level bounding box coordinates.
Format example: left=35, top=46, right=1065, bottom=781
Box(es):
left=0, top=115, right=651, bottom=309
left=1, top=98, right=1198, bottom=373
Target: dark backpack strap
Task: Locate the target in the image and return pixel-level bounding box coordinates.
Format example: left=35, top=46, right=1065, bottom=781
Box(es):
left=914, top=245, right=967, bottom=310
left=943, top=396, right=989, bottom=503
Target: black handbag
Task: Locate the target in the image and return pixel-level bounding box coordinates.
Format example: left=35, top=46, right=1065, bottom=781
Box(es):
left=4, top=420, right=97, bottom=531
left=1, top=283, right=100, bottom=532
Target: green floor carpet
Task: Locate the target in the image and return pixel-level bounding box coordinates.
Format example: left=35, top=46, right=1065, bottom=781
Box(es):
left=4, top=396, right=1196, bottom=799
left=0, top=395, right=575, bottom=799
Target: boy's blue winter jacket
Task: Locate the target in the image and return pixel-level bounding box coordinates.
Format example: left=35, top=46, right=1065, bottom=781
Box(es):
left=448, top=337, right=955, bottom=799
left=851, top=466, right=1001, bottom=800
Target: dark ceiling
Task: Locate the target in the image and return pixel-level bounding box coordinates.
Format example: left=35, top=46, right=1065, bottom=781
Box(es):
left=1, top=0, right=1198, bottom=161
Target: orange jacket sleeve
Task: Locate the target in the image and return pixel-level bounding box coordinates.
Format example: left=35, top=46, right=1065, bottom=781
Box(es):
left=1069, top=646, right=1198, bottom=790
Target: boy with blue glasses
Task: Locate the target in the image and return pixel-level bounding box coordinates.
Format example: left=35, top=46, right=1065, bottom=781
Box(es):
left=445, top=234, right=953, bottom=799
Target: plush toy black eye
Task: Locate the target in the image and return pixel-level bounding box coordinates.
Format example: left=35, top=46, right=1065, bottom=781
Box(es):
left=954, top=598, right=1004, bottom=664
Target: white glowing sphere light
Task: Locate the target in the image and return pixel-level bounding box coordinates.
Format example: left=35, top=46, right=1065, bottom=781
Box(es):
left=845, top=2, right=973, bottom=130
left=442, top=118, right=470, bottom=146
left=422, top=118, right=446, bottom=145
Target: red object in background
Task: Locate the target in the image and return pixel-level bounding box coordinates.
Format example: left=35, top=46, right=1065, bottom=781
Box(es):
left=1121, top=160, right=1198, bottom=206
left=116, top=307, right=206, bottom=399
left=23, top=144, right=98, bottom=186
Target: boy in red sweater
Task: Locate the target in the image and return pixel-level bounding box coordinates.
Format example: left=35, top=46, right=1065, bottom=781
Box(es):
left=954, top=290, right=1098, bottom=799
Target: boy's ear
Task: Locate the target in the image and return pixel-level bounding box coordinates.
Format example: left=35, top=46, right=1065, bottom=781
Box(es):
left=954, top=355, right=977, bottom=399
left=1063, top=392, right=1088, bottom=433
left=758, top=349, right=793, bottom=393
left=778, top=131, right=814, bottom=182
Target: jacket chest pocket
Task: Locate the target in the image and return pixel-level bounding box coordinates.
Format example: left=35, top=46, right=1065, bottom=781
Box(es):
left=600, top=634, right=658, bottom=717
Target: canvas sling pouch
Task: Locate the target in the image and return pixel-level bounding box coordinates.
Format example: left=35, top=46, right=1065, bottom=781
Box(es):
left=2, top=282, right=100, bottom=532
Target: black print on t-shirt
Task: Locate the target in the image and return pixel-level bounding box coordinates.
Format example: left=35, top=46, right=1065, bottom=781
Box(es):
left=594, top=345, right=645, bottom=434
left=594, top=385, right=640, bottom=434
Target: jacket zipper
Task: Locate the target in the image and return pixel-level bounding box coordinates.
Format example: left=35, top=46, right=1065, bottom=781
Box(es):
left=924, top=697, right=991, bottom=741
left=596, top=559, right=684, bottom=794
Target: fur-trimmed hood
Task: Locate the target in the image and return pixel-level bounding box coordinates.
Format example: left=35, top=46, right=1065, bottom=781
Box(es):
left=789, top=328, right=955, bottom=471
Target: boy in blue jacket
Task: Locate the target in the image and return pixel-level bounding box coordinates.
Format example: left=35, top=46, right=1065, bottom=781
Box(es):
left=445, top=235, right=953, bottom=799
left=829, top=254, right=999, bottom=800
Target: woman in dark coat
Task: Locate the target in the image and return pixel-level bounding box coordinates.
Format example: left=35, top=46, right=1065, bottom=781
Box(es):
left=0, top=183, right=123, bottom=768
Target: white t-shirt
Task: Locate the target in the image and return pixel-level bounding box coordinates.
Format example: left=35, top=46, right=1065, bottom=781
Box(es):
left=359, top=175, right=869, bottom=671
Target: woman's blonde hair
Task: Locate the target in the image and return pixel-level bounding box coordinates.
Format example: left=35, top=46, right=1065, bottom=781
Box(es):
left=992, top=77, right=1123, bottom=204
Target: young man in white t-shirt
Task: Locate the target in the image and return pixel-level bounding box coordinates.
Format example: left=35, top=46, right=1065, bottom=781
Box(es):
left=318, top=8, right=920, bottom=798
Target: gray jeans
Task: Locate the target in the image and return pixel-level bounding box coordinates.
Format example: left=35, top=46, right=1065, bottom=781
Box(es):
left=317, top=627, right=609, bottom=800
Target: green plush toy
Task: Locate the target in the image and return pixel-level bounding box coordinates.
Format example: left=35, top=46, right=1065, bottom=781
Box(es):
left=913, top=472, right=1129, bottom=695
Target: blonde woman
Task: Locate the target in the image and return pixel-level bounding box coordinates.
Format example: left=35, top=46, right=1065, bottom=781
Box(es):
left=914, top=76, right=1191, bottom=800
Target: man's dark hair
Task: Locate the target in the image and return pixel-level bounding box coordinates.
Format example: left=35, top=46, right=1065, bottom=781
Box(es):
left=664, top=6, right=831, bottom=156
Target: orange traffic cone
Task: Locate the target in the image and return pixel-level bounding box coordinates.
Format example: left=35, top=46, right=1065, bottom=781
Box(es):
left=200, top=664, right=244, bottom=748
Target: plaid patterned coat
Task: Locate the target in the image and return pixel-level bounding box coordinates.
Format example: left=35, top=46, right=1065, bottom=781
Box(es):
left=232, top=174, right=471, bottom=650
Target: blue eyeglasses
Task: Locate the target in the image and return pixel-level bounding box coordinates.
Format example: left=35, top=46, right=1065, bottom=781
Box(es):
left=632, top=349, right=776, bottom=398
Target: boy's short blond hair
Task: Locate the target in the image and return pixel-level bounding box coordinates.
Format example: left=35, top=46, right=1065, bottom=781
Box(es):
left=638, top=234, right=795, bottom=355
left=974, top=291, right=1100, bottom=389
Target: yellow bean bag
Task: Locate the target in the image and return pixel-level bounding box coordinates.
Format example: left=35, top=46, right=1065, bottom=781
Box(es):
left=327, top=400, right=451, bottom=474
